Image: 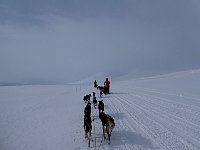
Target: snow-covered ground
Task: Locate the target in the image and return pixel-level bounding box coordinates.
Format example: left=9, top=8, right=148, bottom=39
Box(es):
left=0, top=69, right=200, bottom=150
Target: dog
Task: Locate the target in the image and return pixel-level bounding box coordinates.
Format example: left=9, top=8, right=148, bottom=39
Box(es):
left=84, top=102, right=91, bottom=117
left=83, top=94, right=91, bottom=103
left=98, top=100, right=104, bottom=114
left=97, top=86, right=104, bottom=97
left=84, top=115, right=92, bottom=139
left=93, top=96, right=97, bottom=109
left=100, top=90, right=104, bottom=97
left=97, top=86, right=104, bottom=91
left=83, top=95, right=87, bottom=103
left=84, top=102, right=92, bottom=146
left=92, top=92, right=95, bottom=97
left=99, top=112, right=115, bottom=144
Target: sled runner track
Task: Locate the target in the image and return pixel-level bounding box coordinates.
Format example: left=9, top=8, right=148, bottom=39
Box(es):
left=119, top=83, right=200, bottom=101
left=106, top=97, right=139, bottom=150
left=112, top=94, right=197, bottom=150
left=116, top=93, right=200, bottom=149
left=121, top=88, right=200, bottom=127
left=135, top=86, right=200, bottom=102
left=123, top=86, right=200, bottom=126
left=126, top=86, right=200, bottom=107
left=109, top=93, right=198, bottom=150
left=105, top=95, right=162, bottom=150
left=107, top=94, right=171, bottom=150
left=129, top=92, right=200, bottom=127
left=105, top=95, right=146, bottom=150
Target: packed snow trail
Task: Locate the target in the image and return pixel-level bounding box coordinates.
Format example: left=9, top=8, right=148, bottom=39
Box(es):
left=84, top=73, right=200, bottom=150
left=106, top=89, right=200, bottom=150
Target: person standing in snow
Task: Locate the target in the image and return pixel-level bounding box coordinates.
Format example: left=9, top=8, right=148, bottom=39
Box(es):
left=94, top=80, right=98, bottom=88
left=104, top=78, right=110, bottom=94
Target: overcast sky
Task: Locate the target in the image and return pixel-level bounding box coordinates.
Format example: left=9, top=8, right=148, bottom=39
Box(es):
left=1, top=0, right=200, bottom=84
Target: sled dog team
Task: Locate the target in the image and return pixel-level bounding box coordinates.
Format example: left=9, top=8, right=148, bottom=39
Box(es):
left=83, top=79, right=115, bottom=145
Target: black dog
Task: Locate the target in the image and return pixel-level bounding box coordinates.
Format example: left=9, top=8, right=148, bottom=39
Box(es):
left=84, top=115, right=92, bottom=138
left=97, top=86, right=104, bottom=91
left=98, top=100, right=104, bottom=114
left=84, top=102, right=92, bottom=147
left=83, top=94, right=91, bottom=103
left=93, top=96, right=97, bottom=109
left=99, top=112, right=115, bottom=144
left=83, top=95, right=87, bottom=103
left=92, top=92, right=95, bottom=97
left=84, top=102, right=91, bottom=117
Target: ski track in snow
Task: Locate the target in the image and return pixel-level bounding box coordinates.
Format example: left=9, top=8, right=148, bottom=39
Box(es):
left=77, top=81, right=200, bottom=150
left=80, top=83, right=200, bottom=150
left=105, top=86, right=199, bottom=150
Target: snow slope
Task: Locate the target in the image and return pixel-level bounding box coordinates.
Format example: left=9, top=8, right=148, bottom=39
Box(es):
left=0, top=69, right=200, bottom=150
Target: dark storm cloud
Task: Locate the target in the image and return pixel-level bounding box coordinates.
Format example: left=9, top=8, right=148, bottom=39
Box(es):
left=0, top=0, right=200, bottom=83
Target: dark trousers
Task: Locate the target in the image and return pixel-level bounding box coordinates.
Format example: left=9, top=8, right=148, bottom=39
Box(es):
left=104, top=86, right=110, bottom=94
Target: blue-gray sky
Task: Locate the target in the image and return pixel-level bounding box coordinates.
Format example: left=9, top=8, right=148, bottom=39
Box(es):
left=1, top=0, right=200, bottom=83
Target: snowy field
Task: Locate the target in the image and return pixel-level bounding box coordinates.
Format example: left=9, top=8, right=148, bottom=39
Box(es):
left=0, top=69, right=200, bottom=150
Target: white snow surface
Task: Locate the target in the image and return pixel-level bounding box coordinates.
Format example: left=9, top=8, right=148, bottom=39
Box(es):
left=0, top=69, right=200, bottom=150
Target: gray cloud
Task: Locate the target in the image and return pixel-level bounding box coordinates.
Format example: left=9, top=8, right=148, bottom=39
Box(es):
left=1, top=0, right=200, bottom=83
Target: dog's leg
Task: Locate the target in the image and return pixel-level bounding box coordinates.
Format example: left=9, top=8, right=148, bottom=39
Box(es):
left=107, top=121, right=115, bottom=144
left=88, top=130, right=91, bottom=147
left=88, top=138, right=90, bottom=147
left=84, top=124, right=87, bottom=138
left=85, top=130, right=87, bottom=138
left=99, top=109, right=101, bottom=114
left=106, top=125, right=111, bottom=144
left=102, top=125, right=106, bottom=139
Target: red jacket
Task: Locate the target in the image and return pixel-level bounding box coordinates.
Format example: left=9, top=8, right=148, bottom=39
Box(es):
left=104, top=80, right=110, bottom=88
